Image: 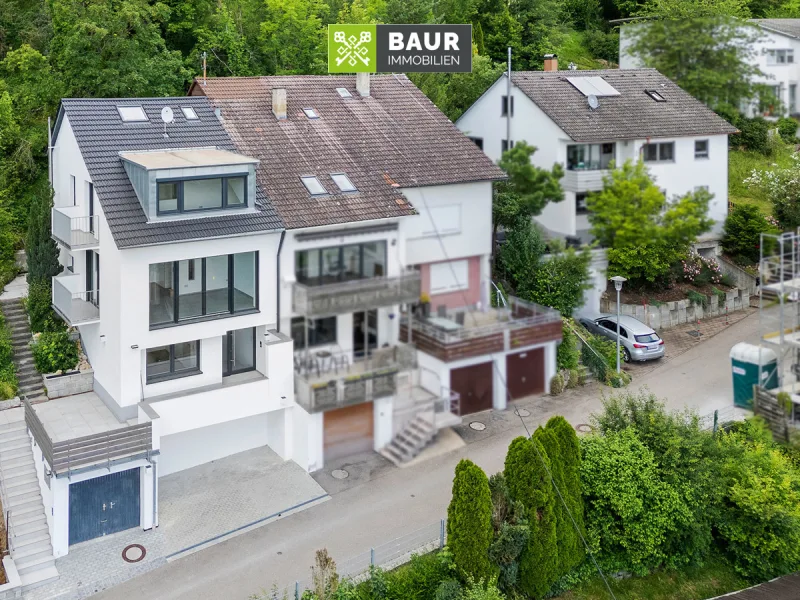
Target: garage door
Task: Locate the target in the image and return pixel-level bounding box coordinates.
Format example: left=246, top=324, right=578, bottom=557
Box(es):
left=324, top=403, right=374, bottom=462
left=451, top=362, right=494, bottom=415
left=69, top=468, right=140, bottom=545
left=506, top=348, right=545, bottom=400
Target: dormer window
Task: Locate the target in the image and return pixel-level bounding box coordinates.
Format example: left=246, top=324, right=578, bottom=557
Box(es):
left=303, top=107, right=319, bottom=119
left=157, top=175, right=248, bottom=215
left=181, top=107, right=199, bottom=120
left=301, top=176, right=326, bottom=195
left=117, top=106, right=148, bottom=122
left=331, top=173, right=356, bottom=192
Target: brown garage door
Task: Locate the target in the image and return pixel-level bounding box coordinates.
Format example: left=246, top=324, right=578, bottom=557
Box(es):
left=450, top=362, right=494, bottom=415
left=324, top=402, right=374, bottom=463
left=506, top=348, right=545, bottom=400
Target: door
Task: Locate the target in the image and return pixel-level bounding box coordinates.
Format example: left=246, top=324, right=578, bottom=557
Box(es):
left=506, top=348, right=545, bottom=400
left=68, top=468, right=140, bottom=545
left=85, top=251, right=99, bottom=306
left=450, top=362, right=494, bottom=415
left=353, top=310, right=378, bottom=358
left=88, top=182, right=95, bottom=233
left=223, top=327, right=256, bottom=377
left=324, top=402, right=374, bottom=462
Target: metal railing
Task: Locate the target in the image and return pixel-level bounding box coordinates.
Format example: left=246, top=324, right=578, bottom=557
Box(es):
left=293, top=272, right=421, bottom=317
left=24, top=398, right=152, bottom=477
left=52, top=275, right=100, bottom=325
left=51, top=208, right=99, bottom=249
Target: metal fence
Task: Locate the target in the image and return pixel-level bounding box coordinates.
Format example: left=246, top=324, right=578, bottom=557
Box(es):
left=256, top=520, right=446, bottom=600
left=698, top=405, right=738, bottom=432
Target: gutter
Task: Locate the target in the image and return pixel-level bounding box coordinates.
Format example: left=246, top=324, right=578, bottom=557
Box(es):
left=276, top=229, right=286, bottom=333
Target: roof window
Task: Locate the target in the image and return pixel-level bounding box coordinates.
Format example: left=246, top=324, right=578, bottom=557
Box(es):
left=566, top=76, right=620, bottom=97
left=331, top=173, right=356, bottom=192
left=645, top=90, right=666, bottom=102
left=336, top=88, right=352, bottom=98
left=181, top=107, right=199, bottom=120
left=303, top=107, right=319, bottom=119
left=301, top=176, right=327, bottom=195
left=117, top=106, right=148, bottom=122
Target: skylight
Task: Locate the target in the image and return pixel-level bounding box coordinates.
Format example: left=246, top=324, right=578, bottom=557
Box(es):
left=181, top=107, right=199, bottom=120
left=331, top=173, right=356, bottom=192
left=336, top=88, right=352, bottom=98
left=566, top=77, right=620, bottom=97
left=303, top=107, right=319, bottom=119
left=645, top=90, right=666, bottom=102
left=117, top=106, right=148, bottom=122
left=301, top=176, right=327, bottom=195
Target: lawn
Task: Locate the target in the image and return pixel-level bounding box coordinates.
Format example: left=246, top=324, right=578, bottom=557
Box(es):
left=555, top=557, right=748, bottom=600
left=728, top=142, right=796, bottom=216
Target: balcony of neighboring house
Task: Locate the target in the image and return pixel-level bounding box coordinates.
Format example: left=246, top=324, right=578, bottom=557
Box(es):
left=562, top=142, right=615, bottom=193
left=52, top=272, right=100, bottom=326
left=51, top=206, right=99, bottom=250
left=400, top=296, right=562, bottom=363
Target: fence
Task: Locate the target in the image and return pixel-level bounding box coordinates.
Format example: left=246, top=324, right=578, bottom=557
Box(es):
left=259, top=520, right=447, bottom=600
left=698, top=405, right=738, bottom=432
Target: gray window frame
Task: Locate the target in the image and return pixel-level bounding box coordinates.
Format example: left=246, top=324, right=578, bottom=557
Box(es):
left=694, top=139, right=709, bottom=159
left=146, top=340, right=201, bottom=383
left=155, top=173, right=248, bottom=216
left=642, top=142, right=675, bottom=163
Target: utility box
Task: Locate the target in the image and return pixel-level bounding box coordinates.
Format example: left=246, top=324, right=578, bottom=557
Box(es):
left=730, top=343, right=778, bottom=409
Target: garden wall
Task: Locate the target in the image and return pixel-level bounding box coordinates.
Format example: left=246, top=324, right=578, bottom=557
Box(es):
left=718, top=257, right=758, bottom=295
left=43, top=368, right=94, bottom=399
left=601, top=288, right=750, bottom=331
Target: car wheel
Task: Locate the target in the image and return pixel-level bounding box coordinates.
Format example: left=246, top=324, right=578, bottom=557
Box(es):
left=622, top=348, right=631, bottom=363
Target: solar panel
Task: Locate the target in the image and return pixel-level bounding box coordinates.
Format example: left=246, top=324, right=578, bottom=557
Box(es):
left=566, top=76, right=620, bottom=97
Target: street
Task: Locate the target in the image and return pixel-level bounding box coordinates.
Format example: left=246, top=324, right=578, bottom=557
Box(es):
left=95, top=310, right=760, bottom=600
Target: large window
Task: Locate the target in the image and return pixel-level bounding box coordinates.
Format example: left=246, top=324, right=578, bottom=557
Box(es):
left=642, top=142, right=674, bottom=163
left=149, top=251, right=258, bottom=327
left=291, top=317, right=337, bottom=349
left=156, top=175, right=247, bottom=215
left=146, top=341, right=200, bottom=382
left=567, top=143, right=615, bottom=170
left=295, top=241, right=386, bottom=286
left=768, top=49, right=794, bottom=65
left=222, top=327, right=256, bottom=376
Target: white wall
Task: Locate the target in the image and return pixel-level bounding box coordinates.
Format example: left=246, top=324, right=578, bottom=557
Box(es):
left=373, top=396, right=393, bottom=450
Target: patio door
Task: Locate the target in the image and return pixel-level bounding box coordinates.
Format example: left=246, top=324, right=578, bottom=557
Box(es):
left=353, top=310, right=377, bottom=359
left=222, top=327, right=256, bottom=377
left=85, top=250, right=99, bottom=307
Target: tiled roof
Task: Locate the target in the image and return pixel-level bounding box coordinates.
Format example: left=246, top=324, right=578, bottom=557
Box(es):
left=192, top=75, right=505, bottom=230
left=753, top=18, right=800, bottom=39
left=57, top=97, right=282, bottom=249
left=510, top=69, right=738, bottom=142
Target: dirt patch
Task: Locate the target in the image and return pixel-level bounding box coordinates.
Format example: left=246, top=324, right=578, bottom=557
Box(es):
left=609, top=280, right=735, bottom=306
left=0, top=497, right=7, bottom=584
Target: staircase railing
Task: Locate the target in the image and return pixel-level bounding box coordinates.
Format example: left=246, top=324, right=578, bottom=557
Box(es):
left=566, top=321, right=615, bottom=384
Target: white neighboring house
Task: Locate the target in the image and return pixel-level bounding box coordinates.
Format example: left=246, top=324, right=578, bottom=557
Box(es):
left=45, top=97, right=297, bottom=556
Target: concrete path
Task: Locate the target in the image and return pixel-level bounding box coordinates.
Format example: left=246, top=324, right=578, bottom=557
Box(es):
left=94, top=309, right=763, bottom=600
left=0, top=274, right=27, bottom=300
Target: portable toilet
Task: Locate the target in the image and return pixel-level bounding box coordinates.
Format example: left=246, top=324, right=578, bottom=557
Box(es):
left=730, top=343, right=778, bottom=409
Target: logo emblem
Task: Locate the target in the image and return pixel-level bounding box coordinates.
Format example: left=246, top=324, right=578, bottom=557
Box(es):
left=329, top=25, right=377, bottom=73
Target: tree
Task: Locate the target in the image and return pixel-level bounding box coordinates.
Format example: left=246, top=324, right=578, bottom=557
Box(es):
left=536, top=427, right=570, bottom=578
left=722, top=203, right=778, bottom=264
left=504, top=436, right=557, bottom=598
left=259, top=0, right=328, bottom=74
left=588, top=160, right=713, bottom=285
left=26, top=189, right=61, bottom=284
left=447, top=459, right=495, bottom=582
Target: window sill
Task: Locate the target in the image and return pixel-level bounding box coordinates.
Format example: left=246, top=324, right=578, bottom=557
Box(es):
left=149, top=308, right=260, bottom=330
left=146, top=369, right=203, bottom=385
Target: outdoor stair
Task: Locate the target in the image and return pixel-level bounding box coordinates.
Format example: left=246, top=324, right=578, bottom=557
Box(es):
left=577, top=364, right=594, bottom=384
left=0, top=298, right=47, bottom=402
left=0, top=420, right=58, bottom=589
left=379, top=414, right=436, bottom=466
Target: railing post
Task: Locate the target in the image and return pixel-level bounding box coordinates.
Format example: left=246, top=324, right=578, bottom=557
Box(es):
left=294, top=581, right=299, bottom=600
left=440, top=519, right=445, bottom=548
left=370, top=547, right=375, bottom=566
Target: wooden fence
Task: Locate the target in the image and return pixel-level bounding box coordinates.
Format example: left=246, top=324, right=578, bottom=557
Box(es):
left=753, top=386, right=791, bottom=443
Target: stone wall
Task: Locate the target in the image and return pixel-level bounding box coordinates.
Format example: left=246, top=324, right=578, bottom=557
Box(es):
left=718, top=256, right=758, bottom=295
left=43, top=368, right=94, bottom=399
left=601, top=288, right=749, bottom=331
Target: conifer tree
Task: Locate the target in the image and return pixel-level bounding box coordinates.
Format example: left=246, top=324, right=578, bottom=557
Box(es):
left=26, top=189, right=61, bottom=284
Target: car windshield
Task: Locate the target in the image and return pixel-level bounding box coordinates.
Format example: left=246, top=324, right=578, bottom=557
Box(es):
left=635, top=333, right=660, bottom=343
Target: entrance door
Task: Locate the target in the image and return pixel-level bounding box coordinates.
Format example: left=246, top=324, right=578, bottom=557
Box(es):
left=223, top=327, right=256, bottom=377
left=450, top=362, right=494, bottom=415
left=506, top=348, right=545, bottom=400
left=353, top=310, right=378, bottom=358
left=68, top=468, right=140, bottom=545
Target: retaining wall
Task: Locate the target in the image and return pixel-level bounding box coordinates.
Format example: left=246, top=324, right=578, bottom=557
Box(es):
left=43, top=368, right=94, bottom=399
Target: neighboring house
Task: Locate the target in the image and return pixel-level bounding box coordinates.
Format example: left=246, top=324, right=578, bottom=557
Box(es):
left=46, top=97, right=296, bottom=555
left=192, top=73, right=563, bottom=469
left=456, top=64, right=736, bottom=242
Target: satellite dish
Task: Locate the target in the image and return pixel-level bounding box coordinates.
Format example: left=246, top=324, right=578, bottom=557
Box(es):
left=587, top=94, right=599, bottom=110
left=161, top=106, right=174, bottom=124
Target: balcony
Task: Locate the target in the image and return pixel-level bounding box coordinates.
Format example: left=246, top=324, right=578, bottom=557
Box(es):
left=52, top=207, right=99, bottom=250
left=401, top=297, right=562, bottom=363
left=294, top=342, right=417, bottom=413
left=562, top=169, right=607, bottom=193
left=293, top=272, right=421, bottom=317
left=52, top=273, right=99, bottom=325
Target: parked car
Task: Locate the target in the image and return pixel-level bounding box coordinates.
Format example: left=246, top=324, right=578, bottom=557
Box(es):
left=578, top=314, right=665, bottom=362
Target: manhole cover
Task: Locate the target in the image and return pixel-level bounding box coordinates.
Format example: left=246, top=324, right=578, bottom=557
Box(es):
left=469, top=421, right=486, bottom=431
left=576, top=424, right=594, bottom=433
left=122, top=544, right=146, bottom=563
left=514, top=408, right=531, bottom=417
left=331, top=469, right=349, bottom=480
left=687, top=330, right=703, bottom=338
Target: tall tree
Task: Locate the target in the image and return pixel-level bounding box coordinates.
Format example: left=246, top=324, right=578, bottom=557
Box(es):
left=26, top=189, right=61, bottom=284
left=259, top=0, right=328, bottom=74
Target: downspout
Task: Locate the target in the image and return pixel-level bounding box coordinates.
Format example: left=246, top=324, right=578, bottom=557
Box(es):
left=276, top=230, right=286, bottom=333
left=506, top=47, right=512, bottom=147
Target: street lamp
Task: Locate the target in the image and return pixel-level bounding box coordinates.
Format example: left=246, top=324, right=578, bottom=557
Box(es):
left=610, top=276, right=627, bottom=373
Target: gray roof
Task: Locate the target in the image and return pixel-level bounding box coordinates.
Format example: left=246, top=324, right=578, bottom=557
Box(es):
left=56, top=97, right=283, bottom=249
left=510, top=69, right=738, bottom=142
left=192, top=75, right=505, bottom=230
left=753, top=18, right=800, bottom=39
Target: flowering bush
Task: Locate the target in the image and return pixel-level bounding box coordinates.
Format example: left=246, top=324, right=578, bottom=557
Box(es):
left=744, top=155, right=800, bottom=228
left=680, top=251, right=723, bottom=285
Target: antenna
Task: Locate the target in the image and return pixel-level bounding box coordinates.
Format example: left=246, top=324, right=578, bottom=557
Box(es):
left=202, top=51, right=207, bottom=86
left=161, top=106, right=174, bottom=138
left=587, top=95, right=599, bottom=110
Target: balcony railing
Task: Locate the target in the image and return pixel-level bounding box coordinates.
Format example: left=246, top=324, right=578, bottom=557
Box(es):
left=294, top=342, right=417, bottom=412
left=293, top=272, right=421, bottom=317
left=53, top=274, right=100, bottom=325
left=562, top=169, right=607, bottom=193
left=52, top=207, right=99, bottom=249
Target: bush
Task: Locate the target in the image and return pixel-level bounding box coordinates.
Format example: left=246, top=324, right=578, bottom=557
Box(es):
left=566, top=368, right=580, bottom=389
left=686, top=289, right=707, bottom=309
left=25, top=279, right=66, bottom=334
left=0, top=312, right=16, bottom=400
left=434, top=579, right=463, bottom=600
left=550, top=373, right=565, bottom=395
left=447, top=460, right=495, bottom=582
left=487, top=473, right=529, bottom=591
left=31, top=331, right=79, bottom=374
left=731, top=116, right=771, bottom=155
left=722, top=203, right=778, bottom=265
left=557, top=321, right=580, bottom=371
left=583, top=29, right=619, bottom=64
left=580, top=330, right=621, bottom=385
left=777, top=116, right=798, bottom=144
left=462, top=576, right=505, bottom=600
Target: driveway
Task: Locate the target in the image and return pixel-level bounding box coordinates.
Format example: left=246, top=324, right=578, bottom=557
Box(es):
left=94, top=310, right=761, bottom=600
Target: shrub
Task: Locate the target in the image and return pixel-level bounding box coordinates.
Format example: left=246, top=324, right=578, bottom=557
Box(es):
left=580, top=331, right=621, bottom=385
left=31, top=331, right=79, bottom=374
left=447, top=460, right=495, bottom=582
left=556, top=321, right=580, bottom=371
left=722, top=203, right=778, bottom=265
left=26, top=190, right=62, bottom=285
left=0, top=312, right=17, bottom=400
left=537, top=427, right=571, bottom=579
left=25, top=279, right=66, bottom=334
left=487, top=473, right=529, bottom=591
left=679, top=250, right=723, bottom=286
left=462, top=576, right=505, bottom=600
left=745, top=153, right=800, bottom=228
left=731, top=116, right=771, bottom=155
left=686, top=289, right=707, bottom=309
left=566, top=368, right=580, bottom=389
left=550, top=373, right=565, bottom=395
left=434, top=579, right=463, bottom=600
left=386, top=552, right=454, bottom=600
left=777, top=116, right=798, bottom=144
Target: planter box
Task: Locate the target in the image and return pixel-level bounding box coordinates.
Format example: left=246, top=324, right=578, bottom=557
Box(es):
left=43, top=368, right=94, bottom=399
left=0, top=556, right=23, bottom=599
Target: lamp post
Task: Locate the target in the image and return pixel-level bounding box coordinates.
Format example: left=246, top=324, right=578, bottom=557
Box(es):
left=610, top=276, right=627, bottom=373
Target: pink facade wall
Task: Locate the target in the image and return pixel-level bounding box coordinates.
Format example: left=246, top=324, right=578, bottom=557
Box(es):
left=419, top=255, right=482, bottom=310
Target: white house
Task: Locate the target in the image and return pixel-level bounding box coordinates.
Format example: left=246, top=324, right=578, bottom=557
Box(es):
left=456, top=64, right=737, bottom=242
left=192, top=73, right=563, bottom=469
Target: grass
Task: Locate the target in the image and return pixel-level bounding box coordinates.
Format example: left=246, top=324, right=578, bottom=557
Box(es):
left=556, top=556, right=749, bottom=600
left=729, top=142, right=796, bottom=217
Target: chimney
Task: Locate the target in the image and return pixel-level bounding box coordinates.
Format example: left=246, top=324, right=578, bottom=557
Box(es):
left=356, top=72, right=370, bottom=97
left=544, top=54, right=558, bottom=72
left=272, top=88, right=287, bottom=120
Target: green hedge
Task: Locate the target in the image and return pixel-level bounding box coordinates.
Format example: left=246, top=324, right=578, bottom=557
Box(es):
left=31, top=331, right=79, bottom=374
left=25, top=279, right=66, bottom=334
left=0, top=311, right=17, bottom=400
